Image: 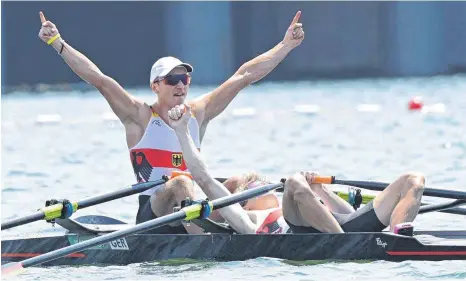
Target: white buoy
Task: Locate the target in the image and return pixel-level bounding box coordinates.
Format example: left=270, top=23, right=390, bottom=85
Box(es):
left=421, top=103, right=446, bottom=114
left=232, top=107, right=256, bottom=117
left=293, top=104, right=320, bottom=114
left=101, top=112, right=119, bottom=121
left=357, top=104, right=381, bottom=112
left=35, top=114, right=62, bottom=124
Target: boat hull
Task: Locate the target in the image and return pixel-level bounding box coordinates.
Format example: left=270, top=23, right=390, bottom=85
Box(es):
left=2, top=232, right=466, bottom=266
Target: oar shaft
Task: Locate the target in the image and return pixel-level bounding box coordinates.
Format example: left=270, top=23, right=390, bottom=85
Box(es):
left=1, top=178, right=167, bottom=230
left=1, top=212, right=45, bottom=230
left=419, top=199, right=466, bottom=214
left=213, top=183, right=284, bottom=210
left=439, top=207, right=466, bottom=215
left=77, top=180, right=166, bottom=209
left=335, top=191, right=465, bottom=215
left=315, top=176, right=466, bottom=200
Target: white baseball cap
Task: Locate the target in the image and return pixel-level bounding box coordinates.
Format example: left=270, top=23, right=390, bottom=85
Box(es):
left=149, top=56, right=193, bottom=84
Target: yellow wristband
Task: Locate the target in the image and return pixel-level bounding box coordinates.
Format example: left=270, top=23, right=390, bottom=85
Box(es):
left=47, top=34, right=61, bottom=45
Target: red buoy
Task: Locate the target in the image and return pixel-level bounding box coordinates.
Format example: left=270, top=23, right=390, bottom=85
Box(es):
left=408, top=97, right=423, bottom=111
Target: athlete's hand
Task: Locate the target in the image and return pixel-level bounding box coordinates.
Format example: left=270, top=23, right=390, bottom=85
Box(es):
left=283, top=11, right=304, bottom=49
left=38, top=11, right=62, bottom=49
left=168, top=104, right=191, bottom=132
left=300, top=171, right=322, bottom=189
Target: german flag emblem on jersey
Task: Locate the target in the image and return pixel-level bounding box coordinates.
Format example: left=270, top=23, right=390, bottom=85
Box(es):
left=172, top=153, right=183, bottom=167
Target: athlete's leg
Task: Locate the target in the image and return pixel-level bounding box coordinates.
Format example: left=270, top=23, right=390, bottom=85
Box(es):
left=150, top=175, right=204, bottom=233
left=372, top=172, right=425, bottom=231
left=282, top=172, right=344, bottom=233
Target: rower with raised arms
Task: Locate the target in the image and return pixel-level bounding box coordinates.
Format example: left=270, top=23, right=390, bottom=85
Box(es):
left=37, top=10, right=305, bottom=234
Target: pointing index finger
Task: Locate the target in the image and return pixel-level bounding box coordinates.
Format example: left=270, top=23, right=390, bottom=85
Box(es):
left=39, top=11, right=46, bottom=24
left=289, top=11, right=301, bottom=27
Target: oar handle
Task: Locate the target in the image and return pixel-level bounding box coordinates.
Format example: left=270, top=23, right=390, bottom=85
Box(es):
left=171, top=171, right=229, bottom=184
left=313, top=176, right=335, bottom=184
left=171, top=171, right=193, bottom=179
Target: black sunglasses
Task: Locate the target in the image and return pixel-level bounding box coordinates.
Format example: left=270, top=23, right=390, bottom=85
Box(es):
left=159, top=74, right=191, bottom=86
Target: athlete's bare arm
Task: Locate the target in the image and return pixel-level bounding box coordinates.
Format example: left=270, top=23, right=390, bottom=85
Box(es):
left=311, top=185, right=355, bottom=214
left=38, top=12, right=142, bottom=125
left=301, top=172, right=354, bottom=214
left=168, top=105, right=258, bottom=234
left=190, top=11, right=305, bottom=137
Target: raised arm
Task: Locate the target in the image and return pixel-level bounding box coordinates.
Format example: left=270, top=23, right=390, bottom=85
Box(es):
left=167, top=104, right=257, bottom=234
left=191, top=11, right=305, bottom=130
left=38, top=12, right=140, bottom=124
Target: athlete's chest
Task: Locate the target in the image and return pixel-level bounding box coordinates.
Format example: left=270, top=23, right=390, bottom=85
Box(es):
left=129, top=115, right=200, bottom=150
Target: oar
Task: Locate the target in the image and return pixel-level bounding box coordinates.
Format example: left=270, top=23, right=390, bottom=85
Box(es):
left=334, top=191, right=465, bottom=215
left=1, top=181, right=284, bottom=276
left=313, top=176, right=466, bottom=200
left=218, top=175, right=466, bottom=214
left=419, top=199, right=466, bottom=215
left=1, top=177, right=168, bottom=230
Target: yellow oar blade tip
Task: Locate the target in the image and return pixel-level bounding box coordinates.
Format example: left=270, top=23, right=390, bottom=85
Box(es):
left=1, top=262, right=26, bottom=277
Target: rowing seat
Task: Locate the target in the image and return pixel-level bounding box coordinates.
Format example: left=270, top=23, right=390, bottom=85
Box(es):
left=57, top=214, right=236, bottom=235
left=56, top=215, right=131, bottom=234
left=174, top=200, right=236, bottom=234
left=191, top=218, right=236, bottom=234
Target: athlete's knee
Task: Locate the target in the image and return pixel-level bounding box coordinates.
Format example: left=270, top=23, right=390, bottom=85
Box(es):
left=285, top=173, right=315, bottom=199
left=399, top=172, right=425, bottom=194
left=223, top=176, right=243, bottom=193
left=224, top=172, right=265, bottom=194
left=285, top=173, right=304, bottom=190
left=170, top=175, right=194, bottom=189
left=168, top=175, right=195, bottom=197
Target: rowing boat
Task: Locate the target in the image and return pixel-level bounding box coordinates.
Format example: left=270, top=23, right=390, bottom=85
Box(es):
left=2, top=177, right=465, bottom=277
left=2, top=215, right=466, bottom=265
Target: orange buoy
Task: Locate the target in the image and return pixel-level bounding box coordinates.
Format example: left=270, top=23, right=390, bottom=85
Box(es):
left=408, top=97, right=423, bottom=111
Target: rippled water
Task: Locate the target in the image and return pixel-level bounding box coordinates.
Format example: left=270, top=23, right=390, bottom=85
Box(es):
left=2, top=75, right=466, bottom=280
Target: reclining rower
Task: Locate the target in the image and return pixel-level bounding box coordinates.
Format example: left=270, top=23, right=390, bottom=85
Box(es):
left=168, top=104, right=426, bottom=234
left=282, top=171, right=425, bottom=233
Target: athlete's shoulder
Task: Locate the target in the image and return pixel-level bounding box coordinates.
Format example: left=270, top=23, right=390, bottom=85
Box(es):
left=187, top=100, right=206, bottom=125
left=131, top=102, right=156, bottom=124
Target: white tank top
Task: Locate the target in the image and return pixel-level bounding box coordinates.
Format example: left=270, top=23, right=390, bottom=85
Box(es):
left=129, top=106, right=201, bottom=196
